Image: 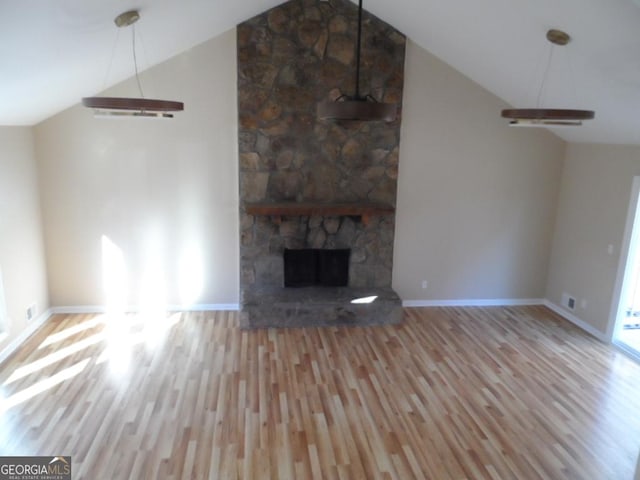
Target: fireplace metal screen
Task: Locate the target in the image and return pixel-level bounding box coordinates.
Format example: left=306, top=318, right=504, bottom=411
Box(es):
left=284, top=248, right=350, bottom=287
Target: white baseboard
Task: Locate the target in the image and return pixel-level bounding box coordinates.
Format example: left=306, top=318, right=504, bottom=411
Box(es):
left=50, top=303, right=240, bottom=315
left=542, top=300, right=609, bottom=342
left=401, top=298, right=609, bottom=342
left=402, top=298, right=544, bottom=308
left=0, top=300, right=606, bottom=366
left=171, top=304, right=239, bottom=312
left=50, top=305, right=104, bottom=314
left=0, top=308, right=52, bottom=365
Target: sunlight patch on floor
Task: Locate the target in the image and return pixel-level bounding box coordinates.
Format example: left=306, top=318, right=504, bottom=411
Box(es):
left=0, top=358, right=90, bottom=412
left=38, top=316, right=104, bottom=350
left=4, top=332, right=104, bottom=386
left=97, top=312, right=183, bottom=372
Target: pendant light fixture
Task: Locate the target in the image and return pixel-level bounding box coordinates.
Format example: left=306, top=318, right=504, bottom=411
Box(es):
left=501, top=29, right=594, bottom=127
left=82, top=10, right=184, bottom=119
left=317, top=0, right=396, bottom=122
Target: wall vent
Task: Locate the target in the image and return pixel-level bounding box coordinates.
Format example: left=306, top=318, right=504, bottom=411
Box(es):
left=561, top=292, right=576, bottom=311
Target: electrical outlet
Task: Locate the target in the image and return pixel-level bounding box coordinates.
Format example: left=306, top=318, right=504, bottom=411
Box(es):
left=26, top=303, right=37, bottom=322
left=421, top=280, right=428, bottom=289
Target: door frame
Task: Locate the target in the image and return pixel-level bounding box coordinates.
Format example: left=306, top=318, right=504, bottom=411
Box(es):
left=608, top=176, right=640, bottom=353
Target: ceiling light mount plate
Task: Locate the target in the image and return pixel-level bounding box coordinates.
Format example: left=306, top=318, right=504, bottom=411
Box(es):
left=546, top=29, right=570, bottom=46
left=114, top=10, right=140, bottom=28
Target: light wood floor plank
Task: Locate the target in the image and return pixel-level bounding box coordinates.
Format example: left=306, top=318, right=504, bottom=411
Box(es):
left=1, top=306, right=640, bottom=479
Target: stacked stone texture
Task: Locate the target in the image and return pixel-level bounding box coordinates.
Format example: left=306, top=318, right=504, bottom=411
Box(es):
left=238, top=0, right=405, bottom=299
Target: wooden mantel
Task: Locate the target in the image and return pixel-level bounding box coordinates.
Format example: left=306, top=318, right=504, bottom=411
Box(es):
left=244, top=202, right=395, bottom=225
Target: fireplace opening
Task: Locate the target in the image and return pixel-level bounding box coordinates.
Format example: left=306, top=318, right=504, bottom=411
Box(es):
left=284, top=248, right=350, bottom=287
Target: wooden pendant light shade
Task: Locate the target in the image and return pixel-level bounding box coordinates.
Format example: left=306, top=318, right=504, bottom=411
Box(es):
left=81, top=97, right=184, bottom=118
left=501, top=108, right=595, bottom=126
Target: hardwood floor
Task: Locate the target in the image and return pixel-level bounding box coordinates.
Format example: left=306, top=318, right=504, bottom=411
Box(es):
left=1, top=306, right=640, bottom=479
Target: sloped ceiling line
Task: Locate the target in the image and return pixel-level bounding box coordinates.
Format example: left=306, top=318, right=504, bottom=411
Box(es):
left=3, top=0, right=640, bottom=144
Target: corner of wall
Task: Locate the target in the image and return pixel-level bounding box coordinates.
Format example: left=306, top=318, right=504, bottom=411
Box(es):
left=0, top=308, right=52, bottom=366
left=543, top=299, right=609, bottom=342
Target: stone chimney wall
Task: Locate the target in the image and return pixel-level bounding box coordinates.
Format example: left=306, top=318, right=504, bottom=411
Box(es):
left=238, top=0, right=406, bottom=298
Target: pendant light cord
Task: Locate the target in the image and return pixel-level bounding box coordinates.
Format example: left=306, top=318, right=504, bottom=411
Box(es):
left=536, top=43, right=554, bottom=108
left=354, top=0, right=363, bottom=99
left=101, top=28, right=120, bottom=93
left=132, top=23, right=145, bottom=98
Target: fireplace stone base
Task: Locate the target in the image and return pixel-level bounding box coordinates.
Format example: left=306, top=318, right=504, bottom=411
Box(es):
left=240, top=286, right=403, bottom=329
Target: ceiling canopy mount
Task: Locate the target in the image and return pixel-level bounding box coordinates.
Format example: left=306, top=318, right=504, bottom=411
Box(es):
left=114, top=10, right=140, bottom=28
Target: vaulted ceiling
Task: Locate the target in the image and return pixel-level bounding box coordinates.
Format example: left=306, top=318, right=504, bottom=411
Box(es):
left=3, top=0, right=640, bottom=144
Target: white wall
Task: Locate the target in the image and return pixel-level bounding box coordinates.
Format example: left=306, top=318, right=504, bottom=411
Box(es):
left=0, top=127, right=49, bottom=351
left=29, top=27, right=620, bottom=327
left=546, top=143, right=640, bottom=336
left=393, top=40, right=566, bottom=302
left=35, top=30, right=239, bottom=309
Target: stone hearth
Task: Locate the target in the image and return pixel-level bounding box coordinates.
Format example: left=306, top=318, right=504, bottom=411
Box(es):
left=242, top=287, right=402, bottom=329
left=238, top=0, right=405, bottom=328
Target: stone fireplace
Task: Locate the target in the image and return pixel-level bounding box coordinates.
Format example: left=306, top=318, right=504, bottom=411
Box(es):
left=238, top=0, right=405, bottom=328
